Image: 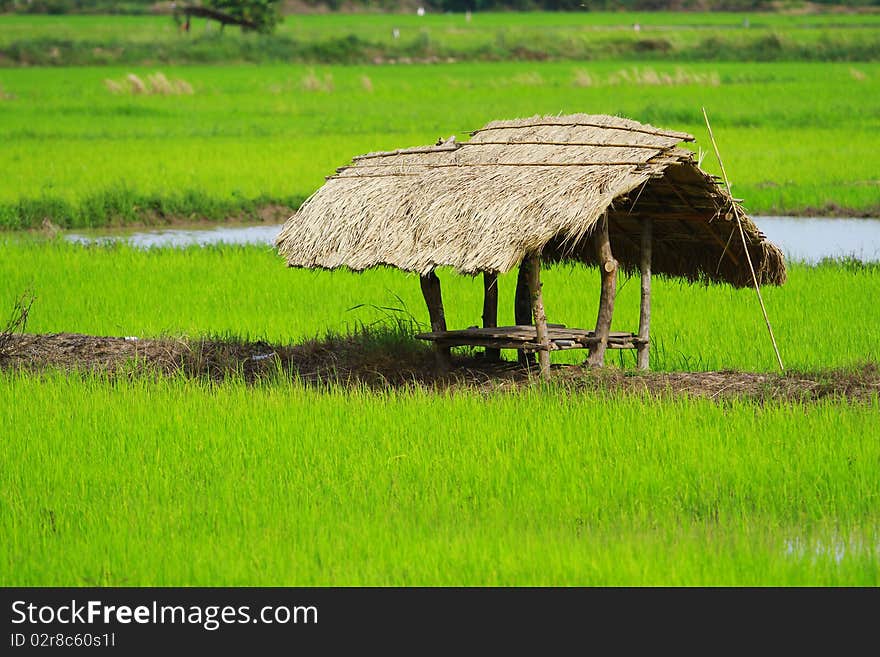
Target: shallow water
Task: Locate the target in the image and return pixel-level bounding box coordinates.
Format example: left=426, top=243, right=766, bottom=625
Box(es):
left=65, top=223, right=283, bottom=249
left=757, top=216, right=880, bottom=263
left=64, top=216, right=880, bottom=263
left=784, top=535, right=880, bottom=564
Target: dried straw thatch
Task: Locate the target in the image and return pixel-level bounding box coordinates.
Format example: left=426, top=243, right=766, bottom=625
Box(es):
left=275, top=114, right=786, bottom=287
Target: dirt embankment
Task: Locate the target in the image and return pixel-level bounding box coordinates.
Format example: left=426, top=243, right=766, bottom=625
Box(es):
left=2, top=332, right=878, bottom=402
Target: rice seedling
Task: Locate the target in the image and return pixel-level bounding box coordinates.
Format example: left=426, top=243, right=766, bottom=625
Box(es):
left=0, top=370, right=876, bottom=585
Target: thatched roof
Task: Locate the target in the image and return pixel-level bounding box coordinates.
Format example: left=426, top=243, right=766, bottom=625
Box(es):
left=275, top=114, right=786, bottom=287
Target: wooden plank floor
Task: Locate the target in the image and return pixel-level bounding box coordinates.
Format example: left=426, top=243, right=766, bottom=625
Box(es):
left=416, top=325, right=644, bottom=351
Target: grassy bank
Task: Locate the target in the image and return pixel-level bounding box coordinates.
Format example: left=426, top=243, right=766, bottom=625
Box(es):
left=1, top=372, right=877, bottom=586
left=3, top=240, right=879, bottom=372
left=1, top=61, right=878, bottom=228
left=2, top=12, right=880, bottom=66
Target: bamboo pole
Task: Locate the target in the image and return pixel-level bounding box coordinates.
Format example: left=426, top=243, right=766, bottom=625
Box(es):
left=588, top=212, right=618, bottom=368
left=342, top=160, right=681, bottom=171
left=419, top=272, right=451, bottom=371
left=482, top=272, right=500, bottom=362
left=514, top=260, right=535, bottom=367
left=702, top=107, right=784, bottom=372
left=470, top=121, right=693, bottom=141
left=526, top=255, right=551, bottom=381
left=637, top=218, right=652, bottom=371
left=352, top=141, right=677, bottom=162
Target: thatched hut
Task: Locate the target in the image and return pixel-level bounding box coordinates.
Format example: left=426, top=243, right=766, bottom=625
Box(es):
left=276, top=113, right=786, bottom=378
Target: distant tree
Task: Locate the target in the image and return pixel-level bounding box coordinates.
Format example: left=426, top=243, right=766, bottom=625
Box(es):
left=206, top=0, right=282, bottom=33
left=174, top=1, right=282, bottom=35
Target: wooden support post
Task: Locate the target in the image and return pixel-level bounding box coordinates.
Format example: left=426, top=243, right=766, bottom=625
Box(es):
left=587, top=212, right=618, bottom=368
left=514, top=259, right=535, bottom=366
left=637, top=218, right=652, bottom=371
left=420, top=271, right=451, bottom=371
left=526, top=255, right=551, bottom=381
left=482, top=272, right=500, bottom=362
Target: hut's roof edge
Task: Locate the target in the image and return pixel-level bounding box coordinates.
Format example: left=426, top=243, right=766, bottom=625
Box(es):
left=275, top=113, right=785, bottom=287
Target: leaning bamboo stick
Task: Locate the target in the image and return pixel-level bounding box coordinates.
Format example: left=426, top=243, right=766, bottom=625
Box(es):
left=702, top=107, right=784, bottom=372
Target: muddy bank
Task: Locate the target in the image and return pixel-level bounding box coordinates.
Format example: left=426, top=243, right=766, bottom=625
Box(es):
left=2, top=332, right=878, bottom=402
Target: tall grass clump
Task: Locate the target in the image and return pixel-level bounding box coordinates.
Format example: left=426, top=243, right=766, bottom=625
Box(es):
left=104, top=72, right=193, bottom=96
left=300, top=69, right=334, bottom=93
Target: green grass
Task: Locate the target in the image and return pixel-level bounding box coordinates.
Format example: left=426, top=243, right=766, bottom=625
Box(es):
left=1, top=372, right=877, bottom=586
left=2, top=12, right=880, bottom=66
left=1, top=237, right=878, bottom=586
left=1, top=12, right=879, bottom=587
left=1, top=61, right=879, bottom=228
left=2, top=240, right=879, bottom=372
left=8, top=10, right=880, bottom=45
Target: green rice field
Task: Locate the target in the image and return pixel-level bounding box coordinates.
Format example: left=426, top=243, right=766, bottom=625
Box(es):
left=3, top=11, right=880, bottom=66
left=2, top=372, right=878, bottom=586
left=1, top=12, right=878, bottom=587
left=2, top=241, right=879, bottom=372
left=1, top=242, right=879, bottom=585
left=1, top=61, right=879, bottom=228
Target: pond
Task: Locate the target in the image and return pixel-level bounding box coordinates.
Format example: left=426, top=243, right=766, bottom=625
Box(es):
left=64, top=216, right=880, bottom=264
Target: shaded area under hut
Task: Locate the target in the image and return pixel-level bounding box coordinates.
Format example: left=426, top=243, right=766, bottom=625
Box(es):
left=275, top=113, right=786, bottom=379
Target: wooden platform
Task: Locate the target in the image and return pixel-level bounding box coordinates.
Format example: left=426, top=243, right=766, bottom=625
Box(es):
left=416, top=325, right=644, bottom=352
